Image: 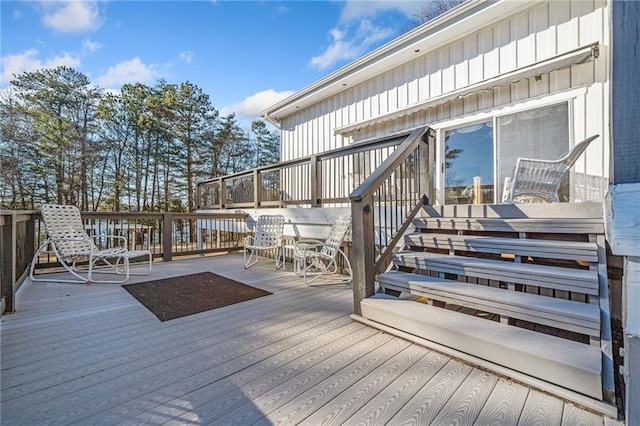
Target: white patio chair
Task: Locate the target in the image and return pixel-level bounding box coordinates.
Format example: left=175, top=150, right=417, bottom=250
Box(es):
left=29, top=204, right=152, bottom=284
left=293, top=214, right=352, bottom=286
left=243, top=214, right=285, bottom=269
left=502, top=134, right=599, bottom=203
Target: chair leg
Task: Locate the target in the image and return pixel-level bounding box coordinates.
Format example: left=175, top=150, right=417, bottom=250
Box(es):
left=303, top=249, right=353, bottom=287
left=29, top=242, right=90, bottom=284
left=244, top=248, right=258, bottom=269
left=275, top=246, right=285, bottom=270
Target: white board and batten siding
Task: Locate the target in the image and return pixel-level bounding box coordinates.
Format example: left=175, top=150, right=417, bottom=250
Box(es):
left=276, top=0, right=610, bottom=202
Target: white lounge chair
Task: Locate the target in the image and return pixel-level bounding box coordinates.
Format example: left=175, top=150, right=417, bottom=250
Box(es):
left=243, top=214, right=285, bottom=269
left=293, top=214, right=352, bottom=286
left=29, top=204, right=152, bottom=284
left=502, top=134, right=599, bottom=203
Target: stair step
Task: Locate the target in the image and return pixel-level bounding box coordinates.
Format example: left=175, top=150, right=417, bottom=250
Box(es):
left=413, top=217, right=604, bottom=234
left=392, top=251, right=599, bottom=295
left=360, top=296, right=602, bottom=400
left=404, top=233, right=598, bottom=262
left=378, top=270, right=600, bottom=336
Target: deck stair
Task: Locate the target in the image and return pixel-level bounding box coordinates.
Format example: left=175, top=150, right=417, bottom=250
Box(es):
left=357, top=203, right=615, bottom=414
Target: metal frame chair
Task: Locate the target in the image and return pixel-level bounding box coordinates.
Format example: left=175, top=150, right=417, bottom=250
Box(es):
left=502, top=134, right=599, bottom=203
left=293, top=214, right=352, bottom=286
left=29, top=204, right=152, bottom=284
left=243, top=214, right=285, bottom=269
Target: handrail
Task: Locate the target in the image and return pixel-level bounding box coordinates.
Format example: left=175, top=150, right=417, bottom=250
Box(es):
left=0, top=210, right=248, bottom=314
left=350, top=127, right=428, bottom=201
left=349, top=126, right=431, bottom=315
left=198, top=133, right=407, bottom=186
left=197, top=133, right=409, bottom=209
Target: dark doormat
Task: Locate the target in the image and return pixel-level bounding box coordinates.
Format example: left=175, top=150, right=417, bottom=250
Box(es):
left=122, top=271, right=272, bottom=322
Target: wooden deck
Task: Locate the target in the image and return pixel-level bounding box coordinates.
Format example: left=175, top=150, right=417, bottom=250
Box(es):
left=1, top=254, right=607, bottom=425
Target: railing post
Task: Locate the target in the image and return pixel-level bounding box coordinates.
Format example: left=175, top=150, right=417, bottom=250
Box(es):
left=420, top=129, right=435, bottom=204
left=162, top=213, right=173, bottom=262
left=220, top=178, right=227, bottom=209
left=253, top=169, right=260, bottom=208
left=351, top=194, right=376, bottom=316
left=310, top=155, right=322, bottom=207
left=1, top=214, right=14, bottom=314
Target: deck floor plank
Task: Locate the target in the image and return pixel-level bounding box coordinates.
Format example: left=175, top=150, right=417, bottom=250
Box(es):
left=562, top=404, right=605, bottom=426
left=339, top=349, right=449, bottom=426
left=473, top=379, right=530, bottom=425
left=5, top=295, right=351, bottom=424
left=207, top=333, right=395, bottom=425
left=0, top=254, right=608, bottom=425
left=429, top=369, right=499, bottom=425
left=518, top=389, right=565, bottom=426
left=129, top=321, right=372, bottom=425
left=2, top=285, right=339, bottom=396
left=297, top=345, right=428, bottom=426
left=261, top=337, right=412, bottom=425
left=385, top=359, right=473, bottom=425
left=74, top=315, right=362, bottom=425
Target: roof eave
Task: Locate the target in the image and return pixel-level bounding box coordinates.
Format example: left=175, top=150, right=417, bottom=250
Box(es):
left=262, top=0, right=540, bottom=121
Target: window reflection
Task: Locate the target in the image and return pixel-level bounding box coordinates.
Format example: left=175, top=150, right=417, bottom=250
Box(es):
left=444, top=122, right=494, bottom=205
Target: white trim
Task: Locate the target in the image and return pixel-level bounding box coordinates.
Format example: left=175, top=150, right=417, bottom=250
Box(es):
left=429, top=86, right=587, bottom=131
left=335, top=44, right=597, bottom=135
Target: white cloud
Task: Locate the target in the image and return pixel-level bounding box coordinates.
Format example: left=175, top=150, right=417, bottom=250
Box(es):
left=13, top=9, right=22, bottom=19
left=82, top=39, right=103, bottom=53
left=178, top=51, right=195, bottom=64
left=1, top=49, right=81, bottom=85
left=309, top=20, right=394, bottom=70
left=221, top=89, right=295, bottom=120
left=41, top=1, right=102, bottom=33
left=307, top=1, right=418, bottom=71
left=96, top=58, right=160, bottom=88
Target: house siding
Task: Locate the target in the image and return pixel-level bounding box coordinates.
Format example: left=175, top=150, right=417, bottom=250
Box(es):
left=279, top=0, right=609, bottom=202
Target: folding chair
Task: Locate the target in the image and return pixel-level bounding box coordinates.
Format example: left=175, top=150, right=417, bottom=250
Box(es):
left=29, top=204, right=152, bottom=284
left=293, top=214, right=352, bottom=286
left=243, top=214, right=285, bottom=269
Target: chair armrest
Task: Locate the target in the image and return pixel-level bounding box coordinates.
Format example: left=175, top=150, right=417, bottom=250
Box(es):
left=294, top=239, right=324, bottom=248
left=294, top=240, right=324, bottom=255
left=91, top=234, right=128, bottom=250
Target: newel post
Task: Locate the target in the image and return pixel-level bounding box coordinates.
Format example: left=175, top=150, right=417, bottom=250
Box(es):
left=162, top=213, right=173, bottom=262
left=310, top=155, right=322, bottom=207
left=219, top=178, right=227, bottom=209
left=253, top=169, right=260, bottom=208
left=420, top=128, right=436, bottom=203
left=0, top=214, right=14, bottom=314
left=351, top=193, right=376, bottom=316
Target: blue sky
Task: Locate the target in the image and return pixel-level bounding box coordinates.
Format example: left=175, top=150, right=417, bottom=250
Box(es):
left=1, top=1, right=423, bottom=125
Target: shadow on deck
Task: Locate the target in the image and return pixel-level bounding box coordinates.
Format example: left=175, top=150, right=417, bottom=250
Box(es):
left=1, top=254, right=607, bottom=425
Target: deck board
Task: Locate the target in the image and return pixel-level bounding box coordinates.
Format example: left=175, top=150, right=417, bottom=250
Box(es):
left=473, top=379, right=530, bottom=425
left=0, top=254, right=608, bottom=424
left=429, top=369, right=499, bottom=425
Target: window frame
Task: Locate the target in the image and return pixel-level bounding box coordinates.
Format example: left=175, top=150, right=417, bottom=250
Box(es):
left=429, top=89, right=583, bottom=205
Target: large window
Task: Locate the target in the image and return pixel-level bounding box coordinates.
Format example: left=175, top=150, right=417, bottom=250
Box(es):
left=444, top=122, right=494, bottom=205
left=440, top=102, right=571, bottom=205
